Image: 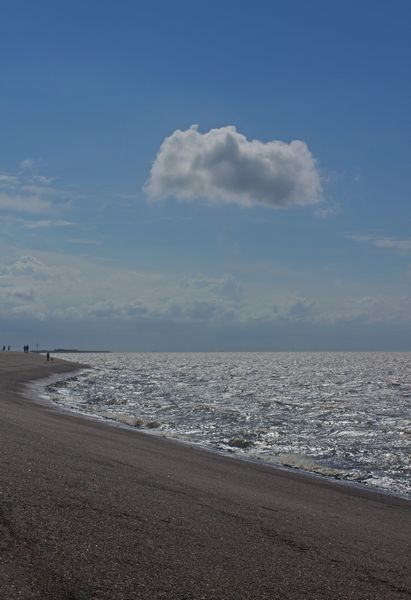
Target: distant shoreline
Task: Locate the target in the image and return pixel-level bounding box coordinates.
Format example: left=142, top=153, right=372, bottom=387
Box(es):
left=31, top=349, right=112, bottom=354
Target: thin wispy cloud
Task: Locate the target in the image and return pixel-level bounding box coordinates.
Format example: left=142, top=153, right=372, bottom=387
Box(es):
left=19, top=158, right=37, bottom=171
left=0, top=191, right=53, bottom=213
left=145, top=125, right=323, bottom=209
left=22, top=219, right=73, bottom=229
left=314, top=202, right=340, bottom=219
left=0, top=173, right=18, bottom=185
left=0, top=162, right=73, bottom=215
left=32, top=175, right=54, bottom=185
left=347, top=233, right=411, bottom=251
left=68, top=238, right=100, bottom=245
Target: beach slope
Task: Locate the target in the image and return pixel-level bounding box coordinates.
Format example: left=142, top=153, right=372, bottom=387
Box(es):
left=0, top=353, right=410, bottom=599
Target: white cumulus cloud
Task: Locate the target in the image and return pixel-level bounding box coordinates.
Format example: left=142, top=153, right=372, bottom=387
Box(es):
left=145, top=125, right=322, bottom=209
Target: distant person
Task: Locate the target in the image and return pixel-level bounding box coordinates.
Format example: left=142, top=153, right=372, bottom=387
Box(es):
left=7, top=346, right=10, bottom=351
left=46, top=352, right=50, bottom=361
left=2, top=346, right=5, bottom=351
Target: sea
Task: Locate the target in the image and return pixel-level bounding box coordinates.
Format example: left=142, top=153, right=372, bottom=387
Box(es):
left=43, top=352, right=411, bottom=498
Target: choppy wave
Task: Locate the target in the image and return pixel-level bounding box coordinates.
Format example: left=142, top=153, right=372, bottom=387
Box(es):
left=45, top=352, right=411, bottom=497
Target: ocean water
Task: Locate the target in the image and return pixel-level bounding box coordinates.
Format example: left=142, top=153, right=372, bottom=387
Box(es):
left=45, top=352, right=411, bottom=498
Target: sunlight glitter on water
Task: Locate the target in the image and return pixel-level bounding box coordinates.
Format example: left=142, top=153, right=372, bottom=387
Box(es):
left=46, top=352, right=411, bottom=497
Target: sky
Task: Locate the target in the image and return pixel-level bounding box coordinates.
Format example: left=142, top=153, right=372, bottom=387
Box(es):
left=0, top=0, right=410, bottom=351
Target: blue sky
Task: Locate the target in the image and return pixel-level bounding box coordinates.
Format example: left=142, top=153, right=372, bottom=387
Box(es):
left=0, top=0, right=410, bottom=350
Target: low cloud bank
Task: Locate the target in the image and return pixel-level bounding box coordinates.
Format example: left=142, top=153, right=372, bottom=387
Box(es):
left=145, top=125, right=322, bottom=209
left=2, top=255, right=410, bottom=333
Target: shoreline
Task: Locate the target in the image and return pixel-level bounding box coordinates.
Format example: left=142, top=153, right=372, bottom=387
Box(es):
left=1, top=352, right=410, bottom=599
left=32, top=360, right=410, bottom=502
